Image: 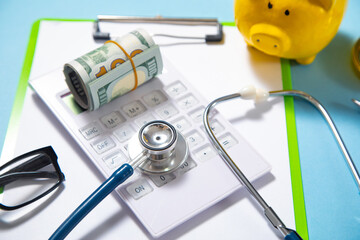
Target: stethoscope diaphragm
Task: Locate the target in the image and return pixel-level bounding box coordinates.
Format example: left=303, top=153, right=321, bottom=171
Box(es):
left=128, top=120, right=188, bottom=175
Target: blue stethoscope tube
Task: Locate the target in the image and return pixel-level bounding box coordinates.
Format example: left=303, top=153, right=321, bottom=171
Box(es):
left=50, top=120, right=183, bottom=240
left=49, top=163, right=134, bottom=240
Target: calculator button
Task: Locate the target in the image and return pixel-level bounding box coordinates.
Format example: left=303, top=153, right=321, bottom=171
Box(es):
left=171, top=117, right=191, bottom=133
left=175, top=158, right=197, bottom=176
left=142, top=90, right=168, bottom=107
left=114, top=124, right=136, bottom=143
left=135, top=113, right=157, bottom=128
left=91, top=136, right=116, bottom=154
left=188, top=107, right=205, bottom=123
left=186, top=131, right=204, bottom=148
left=202, top=119, right=225, bottom=135
left=148, top=173, right=176, bottom=187
left=155, top=103, right=179, bottom=119
left=218, top=133, right=238, bottom=149
left=177, top=94, right=199, bottom=110
left=123, top=144, right=128, bottom=151
left=79, top=122, right=102, bottom=140
left=103, top=151, right=127, bottom=170
left=122, top=100, right=147, bottom=118
left=126, top=178, right=153, bottom=200
left=100, top=111, right=125, bottom=129
left=165, top=82, right=187, bottom=97
left=194, top=145, right=217, bottom=162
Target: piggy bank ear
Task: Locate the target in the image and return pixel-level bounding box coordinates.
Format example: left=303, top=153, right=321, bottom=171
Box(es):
left=308, top=0, right=333, bottom=11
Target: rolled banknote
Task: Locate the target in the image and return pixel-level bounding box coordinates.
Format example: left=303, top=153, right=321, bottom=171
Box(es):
left=64, top=28, right=163, bottom=110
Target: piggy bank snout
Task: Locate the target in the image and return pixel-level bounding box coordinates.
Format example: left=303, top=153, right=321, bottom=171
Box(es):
left=249, top=24, right=291, bottom=55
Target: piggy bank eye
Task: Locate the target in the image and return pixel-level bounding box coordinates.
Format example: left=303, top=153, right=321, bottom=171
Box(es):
left=285, top=9, right=290, bottom=16
left=268, top=2, right=273, bottom=9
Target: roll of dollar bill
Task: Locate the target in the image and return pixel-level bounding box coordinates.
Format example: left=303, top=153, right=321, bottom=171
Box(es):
left=64, top=28, right=163, bottom=110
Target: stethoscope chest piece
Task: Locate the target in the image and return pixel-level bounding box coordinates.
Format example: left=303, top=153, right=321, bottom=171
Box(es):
left=128, top=120, right=188, bottom=175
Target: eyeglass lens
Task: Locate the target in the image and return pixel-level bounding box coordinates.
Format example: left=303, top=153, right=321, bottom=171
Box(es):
left=0, top=152, right=60, bottom=208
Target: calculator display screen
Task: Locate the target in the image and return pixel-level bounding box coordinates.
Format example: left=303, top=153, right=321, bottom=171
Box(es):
left=61, top=92, right=85, bottom=115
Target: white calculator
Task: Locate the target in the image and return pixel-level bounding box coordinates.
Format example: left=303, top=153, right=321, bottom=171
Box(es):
left=30, top=58, right=271, bottom=238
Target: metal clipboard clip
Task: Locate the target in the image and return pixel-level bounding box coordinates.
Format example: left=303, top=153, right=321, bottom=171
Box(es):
left=93, top=15, right=223, bottom=43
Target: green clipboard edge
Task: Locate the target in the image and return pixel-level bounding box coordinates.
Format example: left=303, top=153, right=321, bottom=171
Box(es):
left=2, top=18, right=308, bottom=239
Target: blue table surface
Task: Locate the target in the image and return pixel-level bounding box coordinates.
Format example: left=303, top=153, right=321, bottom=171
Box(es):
left=1, top=0, right=359, bottom=239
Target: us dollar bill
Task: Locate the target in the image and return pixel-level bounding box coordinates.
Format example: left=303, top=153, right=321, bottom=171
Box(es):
left=63, top=28, right=161, bottom=110
left=90, top=45, right=163, bottom=110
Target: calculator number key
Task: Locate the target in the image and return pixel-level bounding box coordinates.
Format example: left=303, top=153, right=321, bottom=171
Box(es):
left=135, top=113, right=157, bottom=128
left=149, top=173, right=176, bottom=187
left=175, top=158, right=197, bottom=176
left=155, top=103, right=179, bottom=119
left=114, top=124, right=136, bottom=142
left=171, top=117, right=191, bottom=133
left=186, top=130, right=204, bottom=148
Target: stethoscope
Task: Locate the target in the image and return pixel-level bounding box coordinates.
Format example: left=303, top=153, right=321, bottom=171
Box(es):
left=50, top=120, right=189, bottom=239
left=203, top=86, right=360, bottom=240
left=50, top=86, right=360, bottom=240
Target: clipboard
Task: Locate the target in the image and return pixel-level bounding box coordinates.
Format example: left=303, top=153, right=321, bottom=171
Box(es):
left=0, top=18, right=308, bottom=239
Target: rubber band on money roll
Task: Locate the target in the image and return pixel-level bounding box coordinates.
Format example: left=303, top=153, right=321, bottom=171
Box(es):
left=105, top=40, right=139, bottom=91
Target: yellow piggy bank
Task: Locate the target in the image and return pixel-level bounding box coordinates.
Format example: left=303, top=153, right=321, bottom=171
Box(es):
left=234, top=0, right=347, bottom=64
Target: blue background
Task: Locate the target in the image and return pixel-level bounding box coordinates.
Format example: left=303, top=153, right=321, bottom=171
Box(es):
left=0, top=0, right=359, bottom=239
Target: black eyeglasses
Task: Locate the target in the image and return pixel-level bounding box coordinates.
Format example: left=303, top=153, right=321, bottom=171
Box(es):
left=0, top=146, right=65, bottom=210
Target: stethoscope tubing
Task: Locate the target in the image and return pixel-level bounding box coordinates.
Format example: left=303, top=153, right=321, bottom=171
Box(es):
left=204, top=88, right=360, bottom=239
left=49, top=163, right=134, bottom=240
left=203, top=93, right=297, bottom=239
left=49, top=121, right=177, bottom=239
left=270, top=90, right=360, bottom=189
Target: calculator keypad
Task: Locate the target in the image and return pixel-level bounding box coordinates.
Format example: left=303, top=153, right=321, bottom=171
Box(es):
left=78, top=80, right=237, bottom=200
left=33, top=60, right=270, bottom=239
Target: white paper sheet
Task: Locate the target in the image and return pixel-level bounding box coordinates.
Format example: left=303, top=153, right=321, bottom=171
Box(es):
left=0, top=20, right=295, bottom=239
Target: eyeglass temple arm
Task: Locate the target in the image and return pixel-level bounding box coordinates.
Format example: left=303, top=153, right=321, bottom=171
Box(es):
left=0, top=154, right=51, bottom=176
left=0, top=171, right=59, bottom=187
